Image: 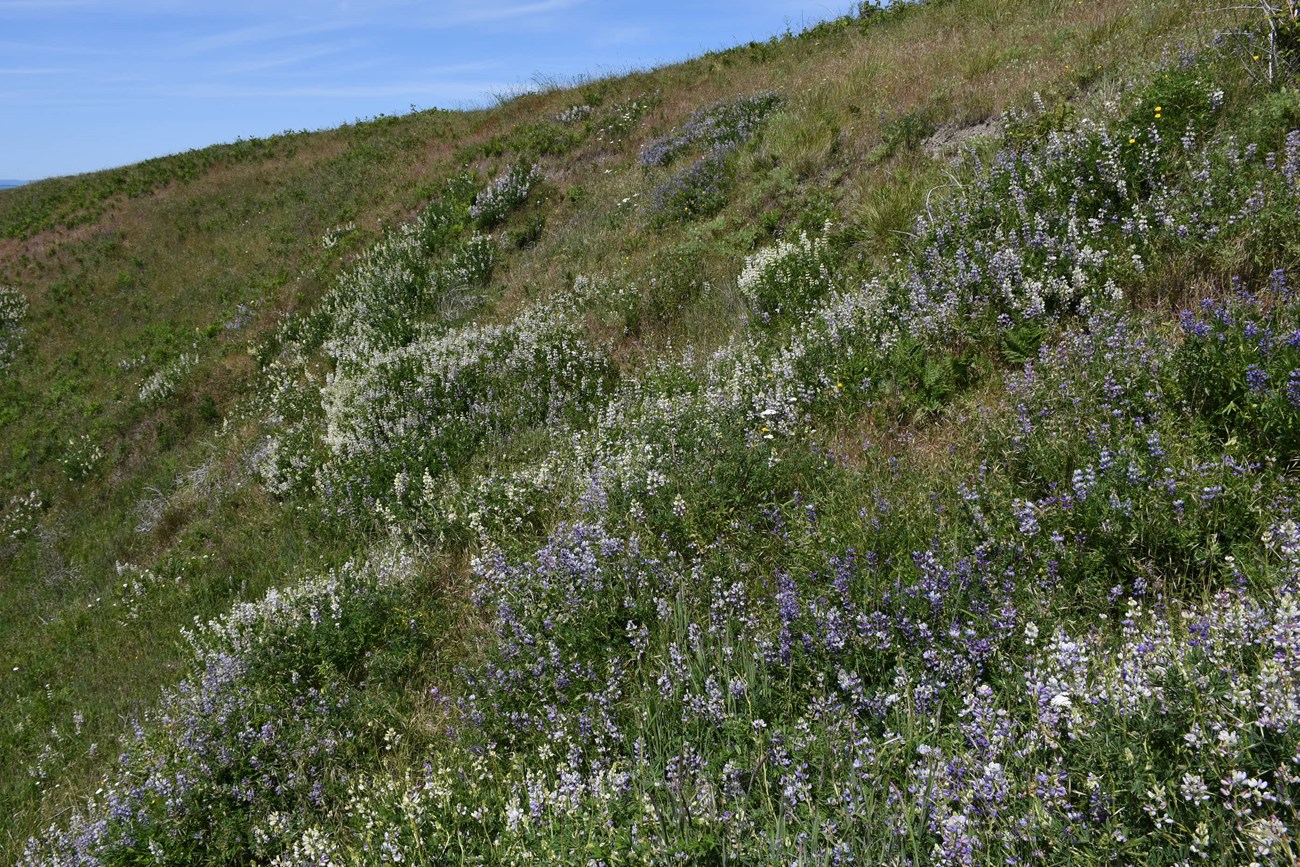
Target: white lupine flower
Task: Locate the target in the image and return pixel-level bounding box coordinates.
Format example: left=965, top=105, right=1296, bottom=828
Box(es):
left=0, top=286, right=26, bottom=369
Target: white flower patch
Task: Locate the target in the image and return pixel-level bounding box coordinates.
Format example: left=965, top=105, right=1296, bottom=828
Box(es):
left=138, top=351, right=199, bottom=403
left=737, top=222, right=835, bottom=316
left=0, top=489, right=42, bottom=545
left=470, top=163, right=542, bottom=228
left=320, top=221, right=356, bottom=250
left=0, top=285, right=27, bottom=370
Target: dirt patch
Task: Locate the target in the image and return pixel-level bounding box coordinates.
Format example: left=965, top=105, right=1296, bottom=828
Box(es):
left=922, top=118, right=1003, bottom=162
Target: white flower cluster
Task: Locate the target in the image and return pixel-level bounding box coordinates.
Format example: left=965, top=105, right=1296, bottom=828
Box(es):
left=439, top=232, right=497, bottom=317
left=256, top=190, right=502, bottom=502
left=319, top=221, right=356, bottom=250
left=138, top=352, right=199, bottom=403
left=114, top=561, right=183, bottom=622
left=555, top=104, right=592, bottom=124
left=185, top=545, right=415, bottom=662
left=0, top=489, right=42, bottom=545
left=593, top=96, right=653, bottom=146
left=736, top=223, right=835, bottom=316
left=469, top=163, right=542, bottom=228
left=252, top=344, right=324, bottom=498
left=0, top=285, right=27, bottom=370
left=61, top=433, right=105, bottom=481
left=316, top=291, right=610, bottom=520
left=321, top=225, right=496, bottom=372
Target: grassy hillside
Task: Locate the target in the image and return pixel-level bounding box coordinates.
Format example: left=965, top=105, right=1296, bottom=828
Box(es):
left=6, top=0, right=1300, bottom=862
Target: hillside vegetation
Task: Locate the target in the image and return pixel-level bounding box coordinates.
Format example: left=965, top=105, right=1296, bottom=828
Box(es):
left=4, top=0, right=1300, bottom=862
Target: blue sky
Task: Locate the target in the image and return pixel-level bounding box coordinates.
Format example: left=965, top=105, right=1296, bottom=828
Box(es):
left=0, top=0, right=852, bottom=181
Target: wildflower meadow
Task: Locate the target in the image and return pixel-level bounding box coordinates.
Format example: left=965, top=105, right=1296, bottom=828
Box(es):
left=5, top=1, right=1300, bottom=864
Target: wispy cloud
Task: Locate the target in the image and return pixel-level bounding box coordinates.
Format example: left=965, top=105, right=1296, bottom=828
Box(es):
left=169, top=79, right=510, bottom=101
left=0, top=0, right=186, bottom=11
left=153, top=0, right=588, bottom=48
left=0, top=0, right=98, bottom=8
left=590, top=24, right=656, bottom=48
left=446, top=0, right=585, bottom=24
left=178, top=19, right=353, bottom=55
left=205, top=43, right=356, bottom=77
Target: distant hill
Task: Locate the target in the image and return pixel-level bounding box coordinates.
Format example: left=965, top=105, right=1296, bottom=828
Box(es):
left=0, top=180, right=26, bottom=190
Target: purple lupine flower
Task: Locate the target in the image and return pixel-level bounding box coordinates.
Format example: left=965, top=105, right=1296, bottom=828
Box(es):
left=1287, top=369, right=1300, bottom=408
left=1283, top=129, right=1300, bottom=184
left=1246, top=364, right=1269, bottom=393
left=1270, top=268, right=1289, bottom=297
left=1012, top=499, right=1040, bottom=536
